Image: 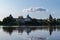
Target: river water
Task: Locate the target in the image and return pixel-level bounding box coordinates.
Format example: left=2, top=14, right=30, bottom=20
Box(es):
left=0, top=25, right=60, bottom=40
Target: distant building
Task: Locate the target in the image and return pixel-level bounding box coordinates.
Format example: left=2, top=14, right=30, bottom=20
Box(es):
left=25, top=15, right=32, bottom=22
left=48, top=14, right=53, bottom=22
left=15, top=16, right=25, bottom=24
left=15, top=15, right=32, bottom=24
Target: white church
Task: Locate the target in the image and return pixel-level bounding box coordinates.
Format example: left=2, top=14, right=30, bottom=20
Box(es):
left=15, top=14, right=32, bottom=24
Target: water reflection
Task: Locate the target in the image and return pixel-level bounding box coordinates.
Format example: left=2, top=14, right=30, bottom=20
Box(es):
left=48, top=25, right=53, bottom=36
left=2, top=25, right=59, bottom=36
left=2, top=27, right=36, bottom=35
left=3, top=27, right=16, bottom=35
left=0, top=25, right=60, bottom=40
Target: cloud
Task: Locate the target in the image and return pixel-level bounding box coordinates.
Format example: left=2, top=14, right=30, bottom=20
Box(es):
left=23, top=7, right=46, bottom=12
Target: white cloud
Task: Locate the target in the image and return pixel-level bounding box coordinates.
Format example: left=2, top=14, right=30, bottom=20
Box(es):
left=23, top=7, right=46, bottom=12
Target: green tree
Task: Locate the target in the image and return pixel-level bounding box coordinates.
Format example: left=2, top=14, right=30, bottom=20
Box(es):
left=3, top=14, right=17, bottom=25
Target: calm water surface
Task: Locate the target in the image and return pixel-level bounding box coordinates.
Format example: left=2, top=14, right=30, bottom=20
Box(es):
left=0, top=25, right=60, bottom=40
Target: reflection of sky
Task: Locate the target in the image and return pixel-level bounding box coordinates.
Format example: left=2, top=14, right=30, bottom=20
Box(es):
left=0, top=28, right=50, bottom=40
left=29, top=30, right=49, bottom=37
left=0, top=26, right=60, bottom=40
left=48, top=31, right=60, bottom=40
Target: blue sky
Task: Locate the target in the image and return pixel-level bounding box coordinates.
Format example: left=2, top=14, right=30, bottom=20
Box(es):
left=0, top=0, right=60, bottom=20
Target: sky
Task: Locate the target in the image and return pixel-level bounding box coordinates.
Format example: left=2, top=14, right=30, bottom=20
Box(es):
left=0, top=0, right=60, bottom=21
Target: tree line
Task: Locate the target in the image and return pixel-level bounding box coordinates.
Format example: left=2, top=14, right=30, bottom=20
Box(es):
left=0, top=14, right=60, bottom=26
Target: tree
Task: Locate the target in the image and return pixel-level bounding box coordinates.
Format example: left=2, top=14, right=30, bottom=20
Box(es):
left=3, top=14, right=17, bottom=25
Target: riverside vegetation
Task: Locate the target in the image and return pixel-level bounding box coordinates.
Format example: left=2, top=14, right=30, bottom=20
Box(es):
left=0, top=14, right=60, bottom=26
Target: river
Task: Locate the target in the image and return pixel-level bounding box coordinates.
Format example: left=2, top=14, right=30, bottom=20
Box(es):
left=0, top=25, right=60, bottom=40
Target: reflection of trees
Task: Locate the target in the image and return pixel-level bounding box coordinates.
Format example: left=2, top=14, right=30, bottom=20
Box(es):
left=2, top=26, right=60, bottom=36
left=3, top=27, right=16, bottom=35
left=2, top=26, right=42, bottom=35
left=2, top=27, right=36, bottom=35
left=48, top=24, right=58, bottom=36
left=3, top=27, right=25, bottom=35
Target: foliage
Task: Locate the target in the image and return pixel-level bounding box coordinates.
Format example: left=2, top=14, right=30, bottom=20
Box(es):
left=3, top=14, right=17, bottom=25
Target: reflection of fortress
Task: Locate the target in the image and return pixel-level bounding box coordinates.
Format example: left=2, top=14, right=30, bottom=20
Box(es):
left=2, top=25, right=58, bottom=35
left=48, top=25, right=53, bottom=35
left=3, top=27, right=35, bottom=35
